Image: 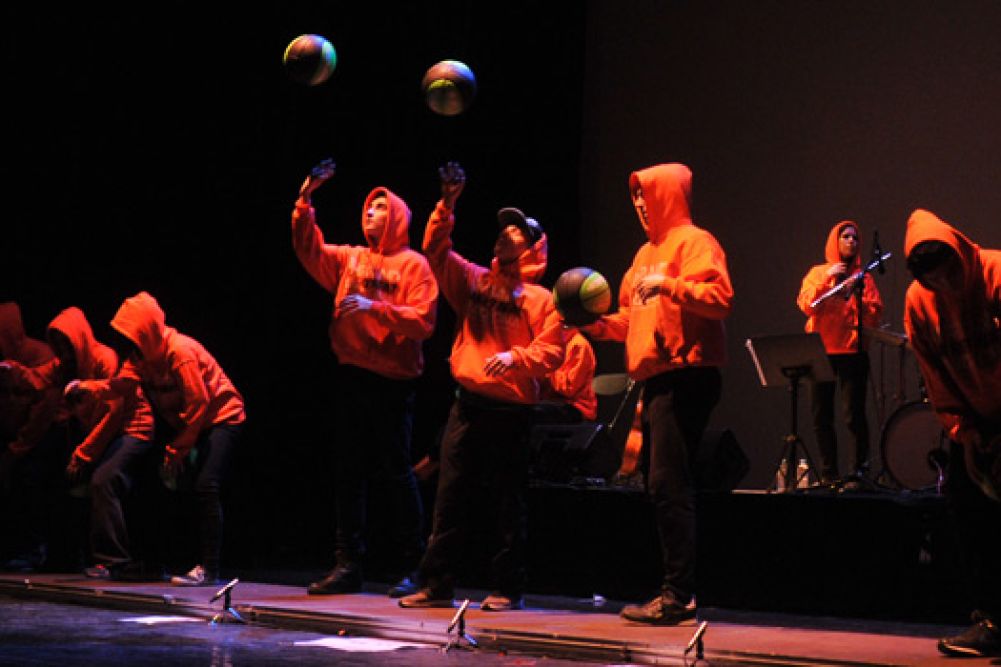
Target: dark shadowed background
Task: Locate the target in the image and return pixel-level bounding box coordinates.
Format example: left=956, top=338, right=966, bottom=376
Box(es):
left=4, top=1, right=1001, bottom=572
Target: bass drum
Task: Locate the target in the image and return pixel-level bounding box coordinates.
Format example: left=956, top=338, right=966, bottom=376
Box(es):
left=880, top=400, right=947, bottom=491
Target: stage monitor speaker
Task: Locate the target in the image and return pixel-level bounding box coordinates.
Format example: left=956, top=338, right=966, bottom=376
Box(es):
left=696, top=428, right=749, bottom=492
left=529, top=422, right=611, bottom=483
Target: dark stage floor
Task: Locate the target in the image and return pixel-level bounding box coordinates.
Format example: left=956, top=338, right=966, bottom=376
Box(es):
left=0, top=572, right=986, bottom=666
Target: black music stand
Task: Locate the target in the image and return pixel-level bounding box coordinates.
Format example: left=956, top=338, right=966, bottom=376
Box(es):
left=746, top=333, right=834, bottom=492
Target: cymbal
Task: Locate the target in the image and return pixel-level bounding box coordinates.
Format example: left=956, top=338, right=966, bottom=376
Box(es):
left=864, top=326, right=909, bottom=349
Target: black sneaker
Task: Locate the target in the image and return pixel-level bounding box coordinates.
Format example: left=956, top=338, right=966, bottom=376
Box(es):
left=307, top=565, right=362, bottom=595
left=620, top=593, right=696, bottom=625
left=938, top=611, right=1001, bottom=657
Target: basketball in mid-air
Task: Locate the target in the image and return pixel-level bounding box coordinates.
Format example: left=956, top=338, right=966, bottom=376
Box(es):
left=421, top=59, right=476, bottom=116
left=283, top=34, right=337, bottom=86
left=553, top=267, right=612, bottom=327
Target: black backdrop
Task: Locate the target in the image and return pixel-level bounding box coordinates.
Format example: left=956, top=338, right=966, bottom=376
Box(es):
left=5, top=2, right=1001, bottom=573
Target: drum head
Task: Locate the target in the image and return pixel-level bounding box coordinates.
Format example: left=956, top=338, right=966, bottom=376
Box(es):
left=881, top=401, right=946, bottom=490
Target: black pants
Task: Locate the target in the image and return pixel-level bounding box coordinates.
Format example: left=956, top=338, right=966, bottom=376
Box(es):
left=946, top=439, right=1001, bottom=619
left=332, top=365, right=424, bottom=578
left=641, top=366, right=721, bottom=603
left=809, top=352, right=870, bottom=479
left=89, top=435, right=154, bottom=566
left=417, top=390, right=535, bottom=598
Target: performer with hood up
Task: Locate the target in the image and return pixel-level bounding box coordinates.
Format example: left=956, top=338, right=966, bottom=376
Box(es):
left=796, top=220, right=883, bottom=486
left=583, top=162, right=733, bottom=625
left=78, top=292, right=245, bottom=587
left=902, top=209, right=1001, bottom=658
left=33, top=307, right=155, bottom=579
left=292, top=159, right=437, bottom=598
left=0, top=302, right=58, bottom=571
left=399, top=162, right=564, bottom=612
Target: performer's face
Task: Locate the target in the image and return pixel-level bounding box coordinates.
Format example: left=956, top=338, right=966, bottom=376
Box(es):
left=916, top=252, right=964, bottom=294
left=364, top=195, right=389, bottom=244
left=631, top=184, right=649, bottom=232
left=838, top=225, right=859, bottom=261
left=494, top=224, right=528, bottom=263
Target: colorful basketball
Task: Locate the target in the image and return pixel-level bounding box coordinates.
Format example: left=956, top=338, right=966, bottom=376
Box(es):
left=283, top=34, right=337, bottom=86
left=421, top=59, right=476, bottom=116
left=553, top=267, right=612, bottom=326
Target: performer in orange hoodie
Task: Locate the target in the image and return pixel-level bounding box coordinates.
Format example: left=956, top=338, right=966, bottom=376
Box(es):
left=79, top=292, right=246, bottom=586
left=33, top=307, right=155, bottom=579
left=583, top=162, right=733, bottom=625
left=292, top=159, right=437, bottom=598
left=796, top=221, right=883, bottom=485
left=902, top=210, right=1001, bottom=657
left=0, top=302, right=59, bottom=571
left=399, top=162, right=564, bottom=611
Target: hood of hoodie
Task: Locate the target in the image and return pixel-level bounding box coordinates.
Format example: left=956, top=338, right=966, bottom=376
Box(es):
left=904, top=209, right=980, bottom=289
left=47, top=307, right=102, bottom=378
left=362, top=187, right=411, bottom=254
left=628, top=163, right=693, bottom=244
left=0, top=302, right=26, bottom=359
left=824, top=220, right=863, bottom=270
left=110, top=292, right=167, bottom=363
left=490, top=231, right=549, bottom=284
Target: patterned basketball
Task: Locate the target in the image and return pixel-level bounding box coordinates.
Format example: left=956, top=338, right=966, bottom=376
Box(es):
left=421, top=59, right=476, bottom=116
left=553, top=267, right=612, bottom=326
left=283, top=34, right=337, bottom=86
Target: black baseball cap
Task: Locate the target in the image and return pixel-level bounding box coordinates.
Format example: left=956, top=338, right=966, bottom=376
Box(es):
left=497, top=207, right=543, bottom=244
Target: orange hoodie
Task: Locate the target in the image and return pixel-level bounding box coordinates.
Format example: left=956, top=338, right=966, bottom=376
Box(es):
left=292, top=187, right=438, bottom=380
left=586, top=163, right=733, bottom=381
left=0, top=302, right=53, bottom=367
left=423, top=201, right=564, bottom=404
left=104, top=292, right=245, bottom=463
left=903, top=209, right=1001, bottom=443
left=31, top=307, right=153, bottom=462
left=1, top=302, right=55, bottom=449
left=797, top=220, right=883, bottom=354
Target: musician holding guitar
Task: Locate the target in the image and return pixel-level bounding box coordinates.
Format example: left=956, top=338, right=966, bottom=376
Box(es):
left=903, top=209, right=1001, bottom=658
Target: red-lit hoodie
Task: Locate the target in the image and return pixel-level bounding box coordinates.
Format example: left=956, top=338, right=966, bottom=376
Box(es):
left=100, top=292, right=245, bottom=464
left=31, top=307, right=154, bottom=462
left=903, top=209, right=1001, bottom=442
left=292, top=188, right=438, bottom=380
left=1, top=302, right=55, bottom=448
left=586, top=163, right=733, bottom=381
left=797, top=220, right=883, bottom=355
left=423, top=201, right=564, bottom=404
left=0, top=302, right=53, bottom=367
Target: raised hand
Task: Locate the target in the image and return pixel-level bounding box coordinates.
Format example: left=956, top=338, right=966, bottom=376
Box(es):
left=439, top=161, right=466, bottom=210
left=298, top=158, right=336, bottom=203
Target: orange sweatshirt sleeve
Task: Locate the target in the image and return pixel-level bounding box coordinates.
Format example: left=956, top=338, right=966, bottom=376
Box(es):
left=422, top=201, right=477, bottom=314
left=5, top=361, right=60, bottom=457
left=547, top=334, right=596, bottom=401
left=167, top=358, right=211, bottom=460
left=861, top=274, right=883, bottom=328
left=292, top=200, right=350, bottom=293
left=71, top=356, right=127, bottom=463
left=508, top=300, right=565, bottom=378
left=370, top=259, right=438, bottom=341
left=585, top=268, right=634, bottom=342
left=659, top=237, right=733, bottom=320
left=904, top=304, right=965, bottom=441
left=797, top=265, right=834, bottom=317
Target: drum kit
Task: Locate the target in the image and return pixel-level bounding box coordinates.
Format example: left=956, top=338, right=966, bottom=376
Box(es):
left=864, top=325, right=948, bottom=493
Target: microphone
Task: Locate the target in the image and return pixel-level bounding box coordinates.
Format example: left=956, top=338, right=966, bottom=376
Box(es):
left=874, top=231, right=885, bottom=274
